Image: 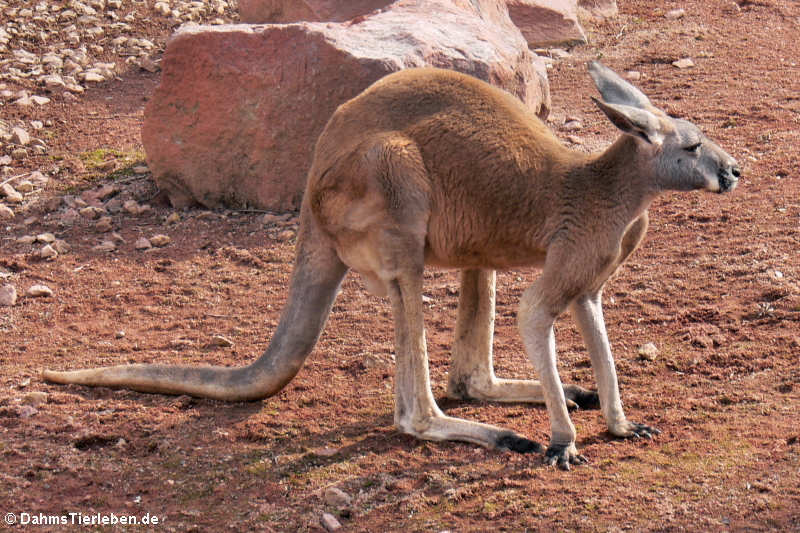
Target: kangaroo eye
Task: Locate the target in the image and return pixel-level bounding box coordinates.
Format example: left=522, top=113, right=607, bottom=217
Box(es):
left=684, top=142, right=701, bottom=153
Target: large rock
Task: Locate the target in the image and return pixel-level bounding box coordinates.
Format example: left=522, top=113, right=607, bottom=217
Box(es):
left=506, top=0, right=586, bottom=48
left=239, top=0, right=394, bottom=23
left=143, top=0, right=550, bottom=211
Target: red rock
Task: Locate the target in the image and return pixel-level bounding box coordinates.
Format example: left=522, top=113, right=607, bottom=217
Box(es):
left=506, top=0, right=586, bottom=48
left=143, top=0, right=550, bottom=211
left=239, top=0, right=394, bottom=23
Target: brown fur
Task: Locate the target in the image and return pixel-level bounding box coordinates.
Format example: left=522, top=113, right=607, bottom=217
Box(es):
left=44, top=64, right=739, bottom=469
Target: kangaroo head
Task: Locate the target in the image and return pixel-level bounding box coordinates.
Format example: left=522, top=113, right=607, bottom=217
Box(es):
left=588, top=61, right=740, bottom=193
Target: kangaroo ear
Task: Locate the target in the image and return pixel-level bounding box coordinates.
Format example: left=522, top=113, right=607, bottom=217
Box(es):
left=592, top=97, right=665, bottom=146
left=588, top=61, right=652, bottom=109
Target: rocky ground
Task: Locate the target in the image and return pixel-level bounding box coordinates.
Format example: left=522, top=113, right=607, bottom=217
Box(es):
left=1, top=0, right=799, bottom=532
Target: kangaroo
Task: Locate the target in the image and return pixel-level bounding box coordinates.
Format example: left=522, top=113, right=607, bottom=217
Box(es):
left=44, top=62, right=740, bottom=469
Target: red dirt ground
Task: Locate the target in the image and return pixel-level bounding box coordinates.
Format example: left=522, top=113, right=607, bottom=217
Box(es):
left=1, top=0, right=799, bottom=531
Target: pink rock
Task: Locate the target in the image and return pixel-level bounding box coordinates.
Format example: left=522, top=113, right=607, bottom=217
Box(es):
left=506, top=0, right=586, bottom=48
left=143, top=0, right=550, bottom=211
left=239, top=0, right=394, bottom=23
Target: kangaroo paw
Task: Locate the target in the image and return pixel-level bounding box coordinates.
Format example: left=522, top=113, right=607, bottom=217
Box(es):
left=544, top=442, right=588, bottom=471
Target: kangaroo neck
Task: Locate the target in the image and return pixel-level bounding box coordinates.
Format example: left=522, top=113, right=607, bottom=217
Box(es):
left=563, top=135, right=660, bottom=222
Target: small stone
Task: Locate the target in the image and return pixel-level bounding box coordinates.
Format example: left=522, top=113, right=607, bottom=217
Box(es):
left=624, top=71, right=642, bottom=81
left=82, top=71, right=105, bottom=83
left=0, top=204, right=14, bottom=219
left=115, top=331, right=126, bottom=339
left=276, top=229, right=295, bottom=242
left=110, top=232, right=126, bottom=244
left=638, top=342, right=659, bottom=361
left=324, top=487, right=352, bottom=508
left=11, top=148, right=28, bottom=160
left=549, top=48, right=570, bottom=59
left=123, top=199, right=141, bottom=214
left=53, top=240, right=71, bottom=254
left=134, top=237, right=152, bottom=250
left=567, top=135, right=583, bottom=145
left=0, top=284, right=17, bottom=306
left=43, top=74, right=66, bottom=89
left=17, top=235, right=36, bottom=245
left=36, top=233, right=56, bottom=243
left=11, top=127, right=31, bottom=145
left=26, top=284, right=53, bottom=297
left=80, top=206, right=103, bottom=219
left=95, top=216, right=114, bottom=232
left=672, top=58, right=695, bottom=69
left=92, top=240, right=116, bottom=252
left=320, top=513, right=342, bottom=532
left=96, top=184, right=119, bottom=200
left=210, top=335, right=234, bottom=348
left=16, top=180, right=34, bottom=193
left=39, top=244, right=58, bottom=259
left=31, top=95, right=51, bottom=106
left=149, top=234, right=171, bottom=247
left=59, top=208, right=80, bottom=226
left=165, top=212, right=181, bottom=224
left=21, top=391, right=48, bottom=406
left=18, top=405, right=38, bottom=418
left=563, top=120, right=582, bottom=131
left=2, top=184, right=23, bottom=203
left=665, top=8, right=686, bottom=20
left=132, top=165, right=149, bottom=174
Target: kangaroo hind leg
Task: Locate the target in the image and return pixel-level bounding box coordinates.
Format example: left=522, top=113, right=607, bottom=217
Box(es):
left=446, top=269, right=598, bottom=410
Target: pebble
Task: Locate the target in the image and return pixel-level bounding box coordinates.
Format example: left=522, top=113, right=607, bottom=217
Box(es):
left=625, top=71, right=642, bottom=81
left=17, top=235, right=36, bottom=244
left=16, top=180, right=35, bottom=193
left=92, top=240, right=116, bottom=252
left=276, top=229, right=295, bottom=242
left=0, top=284, right=17, bottom=306
left=36, top=233, right=56, bottom=243
left=95, top=216, right=114, bottom=232
left=165, top=212, right=181, bottom=224
left=40, top=244, right=58, bottom=259
left=80, top=206, right=103, bottom=219
left=123, top=199, right=142, bottom=214
left=149, top=234, right=171, bottom=247
left=53, top=240, right=71, bottom=254
left=134, top=237, right=152, bottom=250
left=210, top=335, right=234, bottom=347
left=320, top=513, right=342, bottom=532
left=638, top=342, right=659, bottom=361
left=1, top=183, right=24, bottom=203
left=18, top=405, right=38, bottom=418
left=0, top=204, right=14, bottom=219
left=324, top=487, right=352, bottom=508
left=21, top=391, right=49, bottom=406
left=672, top=58, right=695, bottom=69
left=567, top=135, right=583, bottom=145
left=27, top=284, right=53, bottom=297
left=665, top=8, right=686, bottom=20
left=11, top=126, right=31, bottom=145
left=563, top=120, right=582, bottom=131
left=59, top=208, right=80, bottom=226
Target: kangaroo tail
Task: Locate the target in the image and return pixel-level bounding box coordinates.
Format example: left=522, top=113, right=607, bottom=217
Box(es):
left=42, top=212, right=348, bottom=401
